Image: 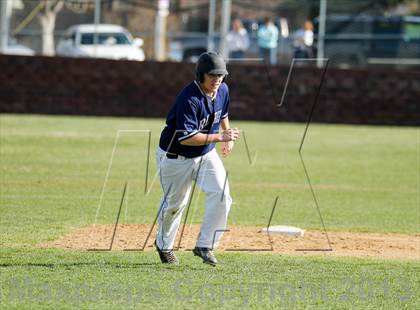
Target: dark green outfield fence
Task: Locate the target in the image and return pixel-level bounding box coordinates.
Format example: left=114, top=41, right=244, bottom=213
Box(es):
left=0, top=55, right=419, bottom=126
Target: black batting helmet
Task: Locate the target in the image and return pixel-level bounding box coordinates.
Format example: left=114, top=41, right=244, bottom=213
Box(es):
left=195, top=52, right=228, bottom=82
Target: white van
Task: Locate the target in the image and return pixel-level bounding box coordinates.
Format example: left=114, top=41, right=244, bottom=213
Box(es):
left=56, top=24, right=145, bottom=61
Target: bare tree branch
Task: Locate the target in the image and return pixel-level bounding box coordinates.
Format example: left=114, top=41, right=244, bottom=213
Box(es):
left=53, top=0, right=65, bottom=14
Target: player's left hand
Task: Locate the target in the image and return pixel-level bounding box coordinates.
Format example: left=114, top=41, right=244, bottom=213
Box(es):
left=221, top=140, right=234, bottom=157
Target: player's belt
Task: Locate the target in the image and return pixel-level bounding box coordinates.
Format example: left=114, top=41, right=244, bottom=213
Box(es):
left=166, top=153, right=178, bottom=159
left=166, top=152, right=188, bottom=160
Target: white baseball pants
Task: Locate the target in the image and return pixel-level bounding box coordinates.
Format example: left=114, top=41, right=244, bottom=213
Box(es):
left=155, top=147, right=232, bottom=251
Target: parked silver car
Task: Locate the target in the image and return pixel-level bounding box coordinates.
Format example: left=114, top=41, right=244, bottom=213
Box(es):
left=1, top=39, right=35, bottom=56
left=56, top=24, right=145, bottom=61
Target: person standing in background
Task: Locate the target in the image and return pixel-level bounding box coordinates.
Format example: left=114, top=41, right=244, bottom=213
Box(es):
left=293, top=20, right=314, bottom=59
left=226, top=18, right=250, bottom=59
left=257, top=17, right=279, bottom=65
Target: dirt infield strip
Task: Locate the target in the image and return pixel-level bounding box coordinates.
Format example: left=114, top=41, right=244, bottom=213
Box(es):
left=40, top=224, right=420, bottom=260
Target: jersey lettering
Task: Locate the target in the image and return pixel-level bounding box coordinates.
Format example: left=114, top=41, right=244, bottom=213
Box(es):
left=214, top=110, right=222, bottom=124
left=199, top=115, right=210, bottom=130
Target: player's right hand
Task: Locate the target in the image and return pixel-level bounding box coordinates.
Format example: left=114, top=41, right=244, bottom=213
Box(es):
left=221, top=128, right=239, bottom=142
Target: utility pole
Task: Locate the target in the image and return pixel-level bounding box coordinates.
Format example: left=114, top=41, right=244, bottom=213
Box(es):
left=154, top=0, right=169, bottom=61
left=0, top=0, right=11, bottom=53
left=207, top=0, right=216, bottom=52
left=317, top=0, right=327, bottom=68
left=220, top=0, right=231, bottom=58
left=93, top=0, right=101, bottom=57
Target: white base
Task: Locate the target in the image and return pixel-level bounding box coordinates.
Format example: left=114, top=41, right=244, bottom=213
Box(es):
left=261, top=225, right=305, bottom=237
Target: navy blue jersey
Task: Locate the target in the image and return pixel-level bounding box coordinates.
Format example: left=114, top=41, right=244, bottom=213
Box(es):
left=159, top=81, right=230, bottom=158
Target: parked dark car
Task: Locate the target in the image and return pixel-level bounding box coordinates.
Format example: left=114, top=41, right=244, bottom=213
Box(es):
left=314, top=15, right=420, bottom=68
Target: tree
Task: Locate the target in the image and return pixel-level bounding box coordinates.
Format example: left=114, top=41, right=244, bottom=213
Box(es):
left=38, top=1, right=64, bottom=56
left=38, top=0, right=94, bottom=56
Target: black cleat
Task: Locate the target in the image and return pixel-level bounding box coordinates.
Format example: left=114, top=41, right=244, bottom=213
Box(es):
left=193, top=247, right=217, bottom=266
left=155, top=241, right=179, bottom=265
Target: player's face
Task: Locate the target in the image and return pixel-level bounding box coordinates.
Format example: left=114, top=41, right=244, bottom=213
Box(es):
left=202, top=73, right=225, bottom=96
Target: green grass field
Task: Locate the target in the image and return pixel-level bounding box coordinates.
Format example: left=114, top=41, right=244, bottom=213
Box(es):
left=0, top=114, right=419, bottom=309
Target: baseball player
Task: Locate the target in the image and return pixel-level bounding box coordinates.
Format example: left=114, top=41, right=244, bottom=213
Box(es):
left=155, top=52, right=239, bottom=266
